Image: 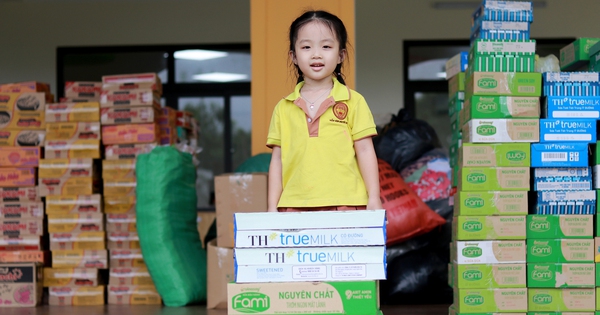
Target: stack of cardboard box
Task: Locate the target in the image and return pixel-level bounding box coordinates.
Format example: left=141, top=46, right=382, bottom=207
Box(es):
left=42, top=82, right=105, bottom=306
left=99, top=73, right=162, bottom=305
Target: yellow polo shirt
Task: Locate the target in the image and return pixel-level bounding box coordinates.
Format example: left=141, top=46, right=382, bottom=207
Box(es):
left=267, top=78, right=377, bottom=207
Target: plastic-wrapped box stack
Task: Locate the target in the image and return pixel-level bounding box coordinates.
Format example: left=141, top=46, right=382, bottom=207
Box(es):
left=449, top=1, right=540, bottom=314
left=99, top=73, right=162, bottom=305
left=0, top=81, right=50, bottom=307
left=228, top=210, right=386, bottom=315
left=42, top=81, right=106, bottom=306
left=447, top=51, right=467, bottom=191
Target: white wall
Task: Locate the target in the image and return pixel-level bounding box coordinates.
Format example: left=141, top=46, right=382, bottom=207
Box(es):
left=1, top=0, right=599, bottom=126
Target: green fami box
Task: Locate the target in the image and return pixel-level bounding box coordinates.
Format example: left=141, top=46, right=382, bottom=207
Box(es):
left=449, top=96, right=464, bottom=123
left=528, top=288, right=596, bottom=312
left=463, top=96, right=540, bottom=121
left=459, top=143, right=530, bottom=167
left=527, top=313, right=594, bottom=315
left=454, top=288, right=528, bottom=313
left=449, top=72, right=466, bottom=97
left=458, top=167, right=530, bottom=191
left=596, top=263, right=600, bottom=286
left=454, top=191, right=528, bottom=216
left=560, top=38, right=600, bottom=71
left=527, top=215, right=594, bottom=239
left=453, top=216, right=526, bottom=240
left=450, top=304, right=527, bottom=315
left=449, top=263, right=454, bottom=287
left=527, top=239, right=595, bottom=263
left=527, top=263, right=595, bottom=288
left=453, top=264, right=526, bottom=289
left=465, top=72, right=542, bottom=99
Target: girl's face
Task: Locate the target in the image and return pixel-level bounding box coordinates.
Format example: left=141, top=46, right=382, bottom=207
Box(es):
left=291, top=21, right=345, bottom=85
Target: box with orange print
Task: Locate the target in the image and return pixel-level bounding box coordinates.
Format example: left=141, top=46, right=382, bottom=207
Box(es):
left=48, top=213, right=104, bottom=233
left=104, top=196, right=136, bottom=215
left=101, top=123, right=159, bottom=145
left=45, top=102, right=100, bottom=123
left=109, top=249, right=146, bottom=269
left=108, top=285, right=161, bottom=305
left=49, top=232, right=105, bottom=251
left=43, top=267, right=100, bottom=287
left=39, top=177, right=100, bottom=197
left=45, top=122, right=101, bottom=141
left=102, top=73, right=162, bottom=94
left=100, top=89, right=161, bottom=109
left=0, top=187, right=39, bottom=203
left=107, top=232, right=140, bottom=250
left=45, top=195, right=102, bottom=215
left=0, top=168, right=36, bottom=187
left=104, top=143, right=156, bottom=160
left=44, top=139, right=101, bottom=159
left=0, top=235, right=43, bottom=251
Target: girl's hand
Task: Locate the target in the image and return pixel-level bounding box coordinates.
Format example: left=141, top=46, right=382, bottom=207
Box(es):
left=367, top=197, right=383, bottom=210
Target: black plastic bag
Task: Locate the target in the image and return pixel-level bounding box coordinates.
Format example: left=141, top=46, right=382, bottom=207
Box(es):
left=374, top=108, right=441, bottom=173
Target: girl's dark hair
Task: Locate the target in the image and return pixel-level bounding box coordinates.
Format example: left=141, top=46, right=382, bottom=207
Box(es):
left=289, top=10, right=349, bottom=85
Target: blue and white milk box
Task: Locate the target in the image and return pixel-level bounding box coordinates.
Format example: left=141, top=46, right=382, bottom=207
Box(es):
left=539, top=119, right=597, bottom=143
left=544, top=96, right=600, bottom=119
left=533, top=167, right=593, bottom=191
left=534, top=190, right=597, bottom=215
left=530, top=142, right=589, bottom=167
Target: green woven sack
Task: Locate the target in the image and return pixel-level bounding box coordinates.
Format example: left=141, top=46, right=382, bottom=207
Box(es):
left=136, top=146, right=207, bottom=306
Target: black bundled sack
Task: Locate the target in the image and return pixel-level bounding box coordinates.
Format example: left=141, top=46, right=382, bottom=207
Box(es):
left=374, top=108, right=442, bottom=173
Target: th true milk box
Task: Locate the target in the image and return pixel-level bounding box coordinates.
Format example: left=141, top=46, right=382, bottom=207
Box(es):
left=544, top=96, right=600, bottom=119
left=234, top=263, right=386, bottom=283
left=527, top=263, right=595, bottom=288
left=453, top=264, right=526, bottom=288
left=454, top=288, right=528, bottom=313
left=455, top=241, right=526, bottom=264
left=459, top=143, right=530, bottom=167
left=540, top=119, right=597, bottom=143
left=454, top=191, right=528, bottom=216
left=227, top=281, right=380, bottom=315
left=458, top=167, right=530, bottom=191
left=535, top=190, right=596, bottom=215
left=531, top=143, right=589, bottom=168
left=534, top=167, right=593, bottom=191
left=463, top=96, right=540, bottom=121
left=453, top=216, right=526, bottom=240
left=233, top=246, right=386, bottom=266
left=465, top=72, right=542, bottom=99
left=543, top=72, right=600, bottom=97
left=233, top=210, right=386, bottom=231
left=446, top=52, right=468, bottom=80
left=462, top=119, right=539, bottom=143
left=527, top=239, right=594, bottom=263
left=234, top=227, right=385, bottom=248
left=526, top=215, right=594, bottom=239
left=528, top=288, right=595, bottom=312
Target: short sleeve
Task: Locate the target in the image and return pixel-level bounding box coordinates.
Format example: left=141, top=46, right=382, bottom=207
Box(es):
left=350, top=93, right=377, bottom=141
left=266, top=103, right=282, bottom=148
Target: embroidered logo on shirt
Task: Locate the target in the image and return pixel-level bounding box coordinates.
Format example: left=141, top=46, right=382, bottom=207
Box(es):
left=333, top=103, right=348, bottom=120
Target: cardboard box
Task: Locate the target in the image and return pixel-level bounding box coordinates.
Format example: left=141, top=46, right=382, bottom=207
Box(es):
left=595, top=238, right=600, bottom=262
left=446, top=52, right=468, bottom=80
left=215, top=173, right=267, bottom=248
left=197, top=211, right=215, bottom=248
left=543, top=72, right=600, bottom=97
left=453, top=263, right=526, bottom=289
left=38, top=158, right=95, bottom=178
left=235, top=227, right=386, bottom=248
left=207, top=239, right=234, bottom=309
left=534, top=190, right=597, bottom=215
left=462, top=119, right=539, bottom=143
left=0, top=130, right=45, bottom=147
left=540, top=119, right=597, bottom=143
left=48, top=213, right=104, bottom=233
left=109, top=268, right=153, bottom=286
left=176, top=110, right=194, bottom=129
left=235, top=263, right=385, bottom=283
left=107, top=232, right=139, bottom=250
left=104, top=195, right=136, bottom=214
left=544, top=96, right=600, bottom=119
left=531, top=143, right=589, bottom=168
left=49, top=232, right=106, bottom=251
left=100, top=89, right=161, bottom=109
left=103, top=178, right=136, bottom=197
left=51, top=250, right=108, bottom=269
left=48, top=286, right=105, bottom=306
left=0, top=92, right=45, bottom=112
left=44, top=139, right=101, bottom=159
left=0, top=235, right=42, bottom=251
left=560, top=38, right=600, bottom=71
left=467, top=54, right=535, bottom=75
left=46, top=122, right=100, bottom=141
left=458, top=167, right=530, bottom=191
left=45, top=102, right=100, bottom=123
left=159, top=125, right=177, bottom=145
left=454, top=191, right=528, bottom=216
left=227, top=281, right=380, bottom=315
left=104, top=143, right=156, bottom=160
left=0, top=218, right=43, bottom=235
left=39, top=177, right=99, bottom=196
left=527, top=239, right=594, bottom=263
left=527, top=263, right=595, bottom=288
left=459, top=143, right=530, bottom=167
left=0, top=187, right=39, bottom=203
left=534, top=167, right=592, bottom=191
left=107, top=285, right=161, bottom=305
left=43, top=268, right=99, bottom=287
left=465, top=72, right=542, bottom=99
left=0, top=202, right=44, bottom=219
left=527, top=215, right=593, bottom=239
left=45, top=194, right=102, bottom=215
left=64, top=82, right=102, bottom=99
left=158, top=106, right=177, bottom=126
left=453, top=216, right=526, bottom=240
left=0, top=147, right=40, bottom=167
left=469, top=39, right=536, bottom=56
left=234, top=246, right=385, bottom=266
left=0, top=168, right=36, bottom=187
left=102, top=73, right=162, bottom=93
left=453, top=288, right=528, bottom=313
left=0, top=111, right=45, bottom=130
left=455, top=240, right=526, bottom=264
left=101, top=106, right=159, bottom=125
left=109, top=249, right=145, bottom=268
left=106, top=214, right=137, bottom=232
left=0, top=251, right=48, bottom=264
left=102, top=159, right=136, bottom=180
left=448, top=97, right=463, bottom=123
left=528, top=288, right=595, bottom=312
left=463, top=96, right=539, bottom=122
left=0, top=82, right=50, bottom=93
left=101, top=123, right=159, bottom=145
left=0, top=263, right=43, bottom=307
left=448, top=72, right=466, bottom=98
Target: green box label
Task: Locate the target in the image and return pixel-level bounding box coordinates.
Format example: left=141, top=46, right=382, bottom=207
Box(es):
left=527, top=239, right=594, bottom=263
left=527, top=215, right=594, bottom=239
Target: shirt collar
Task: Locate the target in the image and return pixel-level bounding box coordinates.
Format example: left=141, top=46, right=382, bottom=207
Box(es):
left=284, top=77, right=351, bottom=102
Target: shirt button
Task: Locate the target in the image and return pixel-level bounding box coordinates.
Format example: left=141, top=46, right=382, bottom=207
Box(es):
left=307, top=118, right=312, bottom=123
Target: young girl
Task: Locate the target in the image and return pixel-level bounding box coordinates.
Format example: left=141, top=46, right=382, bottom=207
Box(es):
left=266, top=10, right=382, bottom=212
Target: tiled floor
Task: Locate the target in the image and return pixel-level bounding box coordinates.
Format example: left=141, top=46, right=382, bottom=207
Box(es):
left=0, top=304, right=450, bottom=315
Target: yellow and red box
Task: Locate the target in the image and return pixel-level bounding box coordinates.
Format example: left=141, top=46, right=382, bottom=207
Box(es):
left=106, top=214, right=137, bottom=233
left=102, top=159, right=135, bottom=180
left=0, top=235, right=43, bottom=251
left=46, top=122, right=101, bottom=141
left=101, top=106, right=159, bottom=125
left=103, top=178, right=136, bottom=197
left=48, top=286, right=105, bottom=306
left=49, top=231, right=106, bottom=251
left=45, top=195, right=102, bottom=215
left=64, top=82, right=102, bottom=99
left=38, top=158, right=96, bottom=179
left=0, top=147, right=40, bottom=167
left=44, top=139, right=101, bottom=159
left=0, top=82, right=50, bottom=93
left=45, top=102, right=100, bottom=123
left=101, top=123, right=158, bottom=145
left=0, top=201, right=44, bottom=219
left=39, top=177, right=99, bottom=197
left=0, top=130, right=45, bottom=146
left=0, top=111, right=45, bottom=130
left=100, top=89, right=161, bottom=109
left=0, top=168, right=36, bottom=187
left=109, top=268, right=152, bottom=286
left=102, top=73, right=162, bottom=94
left=104, top=196, right=136, bottom=214
left=105, top=143, right=156, bottom=160
left=43, top=268, right=100, bottom=287
left=107, top=232, right=140, bottom=250
left=48, top=213, right=104, bottom=233
left=108, top=285, right=161, bottom=305
left=109, top=249, right=145, bottom=268
left=0, top=218, right=44, bottom=235
left=51, top=250, right=107, bottom=268
left=0, top=92, right=45, bottom=112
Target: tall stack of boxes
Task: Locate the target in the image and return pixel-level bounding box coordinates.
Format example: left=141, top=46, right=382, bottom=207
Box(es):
left=447, top=51, right=467, bottom=190
left=228, top=211, right=386, bottom=315
left=42, top=82, right=105, bottom=306
left=99, top=73, right=162, bottom=305
left=450, top=1, right=539, bottom=314
left=0, top=81, right=49, bottom=308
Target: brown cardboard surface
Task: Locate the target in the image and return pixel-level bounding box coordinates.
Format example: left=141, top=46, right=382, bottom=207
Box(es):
left=101, top=123, right=159, bottom=145
left=0, top=218, right=43, bottom=235
left=45, top=102, right=100, bottom=123
left=45, top=194, right=102, bottom=215
left=44, top=139, right=101, bottom=159
left=0, top=251, right=49, bottom=265
left=215, top=173, right=267, bottom=248
left=51, top=250, right=108, bottom=269
left=107, top=285, right=161, bottom=305
left=0, top=187, right=39, bottom=202
left=0, top=147, right=40, bottom=167
left=48, top=285, right=105, bottom=305
left=64, top=82, right=102, bottom=99
left=0, top=168, right=36, bottom=187
left=45, top=122, right=101, bottom=141
left=197, top=211, right=215, bottom=248
left=0, top=235, right=42, bottom=251
left=0, top=262, right=43, bottom=307
left=207, top=239, right=234, bottom=309
left=43, top=268, right=99, bottom=287
left=101, top=106, right=159, bottom=125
